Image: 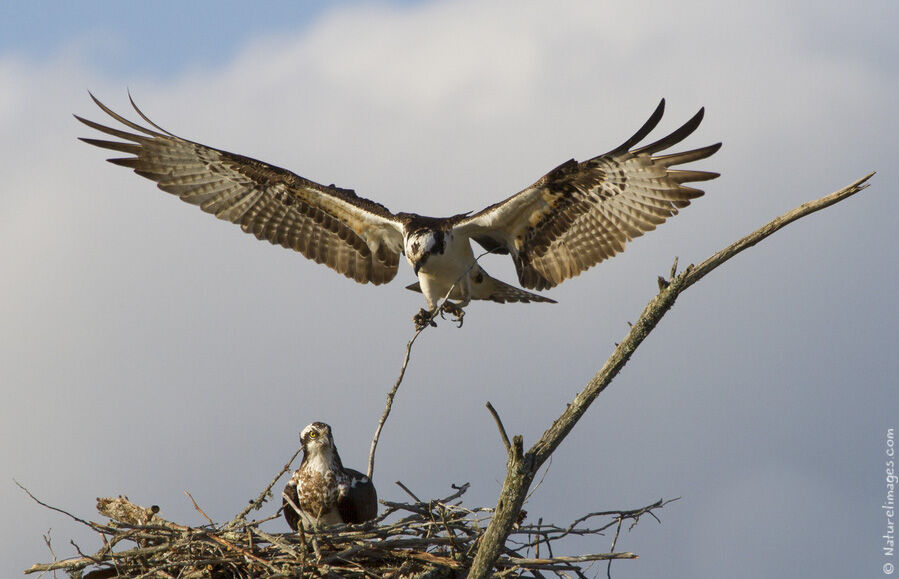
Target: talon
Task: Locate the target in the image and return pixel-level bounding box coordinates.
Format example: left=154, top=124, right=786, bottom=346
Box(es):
left=441, top=302, right=465, bottom=328
left=413, top=308, right=437, bottom=330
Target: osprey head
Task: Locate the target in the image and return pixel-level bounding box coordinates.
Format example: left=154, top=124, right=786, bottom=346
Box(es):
left=405, top=229, right=444, bottom=275
left=300, top=422, right=335, bottom=455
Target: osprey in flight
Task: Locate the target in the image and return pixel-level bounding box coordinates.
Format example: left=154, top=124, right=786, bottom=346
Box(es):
left=77, top=95, right=720, bottom=327
left=282, top=422, right=377, bottom=529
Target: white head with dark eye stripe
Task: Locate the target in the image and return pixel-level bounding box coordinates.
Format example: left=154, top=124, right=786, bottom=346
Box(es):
left=405, top=229, right=444, bottom=274
left=300, top=422, right=336, bottom=457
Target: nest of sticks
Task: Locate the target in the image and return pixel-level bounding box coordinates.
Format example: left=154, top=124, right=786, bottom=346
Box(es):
left=25, top=478, right=671, bottom=578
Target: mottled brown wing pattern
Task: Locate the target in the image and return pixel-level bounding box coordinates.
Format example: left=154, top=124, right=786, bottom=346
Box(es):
left=459, top=100, right=721, bottom=291
left=282, top=478, right=302, bottom=531
left=76, top=94, right=404, bottom=285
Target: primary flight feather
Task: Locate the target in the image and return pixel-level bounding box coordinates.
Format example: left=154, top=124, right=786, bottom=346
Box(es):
left=77, top=94, right=720, bottom=327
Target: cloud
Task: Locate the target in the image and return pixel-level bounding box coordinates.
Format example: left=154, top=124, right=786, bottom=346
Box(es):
left=2, top=1, right=896, bottom=576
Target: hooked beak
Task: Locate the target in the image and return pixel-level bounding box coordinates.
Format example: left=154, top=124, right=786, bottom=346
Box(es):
left=413, top=252, right=429, bottom=275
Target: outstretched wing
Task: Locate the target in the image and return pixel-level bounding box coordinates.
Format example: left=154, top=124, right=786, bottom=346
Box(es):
left=456, top=100, right=721, bottom=291
left=76, top=94, right=406, bottom=285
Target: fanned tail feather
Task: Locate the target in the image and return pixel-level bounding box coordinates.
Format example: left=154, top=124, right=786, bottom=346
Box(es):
left=405, top=279, right=556, bottom=304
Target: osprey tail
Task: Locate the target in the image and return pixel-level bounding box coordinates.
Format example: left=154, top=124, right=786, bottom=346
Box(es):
left=405, top=275, right=556, bottom=305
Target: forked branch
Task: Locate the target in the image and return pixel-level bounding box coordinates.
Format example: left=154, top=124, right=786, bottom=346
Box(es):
left=467, top=172, right=874, bottom=578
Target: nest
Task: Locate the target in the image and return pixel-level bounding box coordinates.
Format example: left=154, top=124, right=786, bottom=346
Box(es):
left=25, top=481, right=669, bottom=578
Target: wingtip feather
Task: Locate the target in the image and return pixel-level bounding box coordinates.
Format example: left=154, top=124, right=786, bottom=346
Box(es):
left=609, top=99, right=667, bottom=155
left=83, top=92, right=162, bottom=137
left=632, top=106, right=709, bottom=156
left=127, top=91, right=177, bottom=136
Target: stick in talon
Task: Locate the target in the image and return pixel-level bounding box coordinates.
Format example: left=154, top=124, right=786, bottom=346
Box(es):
left=413, top=308, right=437, bottom=329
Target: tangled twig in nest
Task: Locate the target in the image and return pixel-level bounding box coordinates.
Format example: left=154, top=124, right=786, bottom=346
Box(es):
left=24, top=480, right=669, bottom=578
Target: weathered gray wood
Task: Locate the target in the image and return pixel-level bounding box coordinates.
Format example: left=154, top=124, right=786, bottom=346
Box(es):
left=467, top=173, right=874, bottom=578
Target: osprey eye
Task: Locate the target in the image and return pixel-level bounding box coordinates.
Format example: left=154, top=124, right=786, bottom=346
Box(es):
left=308, top=431, right=318, bottom=439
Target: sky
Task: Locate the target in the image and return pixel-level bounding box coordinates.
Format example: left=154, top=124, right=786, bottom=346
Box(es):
left=1, top=1, right=897, bottom=577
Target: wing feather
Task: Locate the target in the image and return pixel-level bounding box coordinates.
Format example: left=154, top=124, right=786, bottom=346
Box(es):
left=337, top=468, right=378, bottom=524
left=457, top=99, right=721, bottom=290
left=76, top=94, right=405, bottom=285
left=282, top=478, right=301, bottom=531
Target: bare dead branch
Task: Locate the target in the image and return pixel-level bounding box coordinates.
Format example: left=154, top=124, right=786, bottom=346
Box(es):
left=486, top=401, right=513, bottom=456
left=467, top=173, right=874, bottom=578
left=682, top=172, right=873, bottom=292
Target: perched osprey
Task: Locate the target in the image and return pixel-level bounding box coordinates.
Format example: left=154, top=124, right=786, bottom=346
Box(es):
left=77, top=95, right=720, bottom=327
left=282, top=422, right=377, bottom=529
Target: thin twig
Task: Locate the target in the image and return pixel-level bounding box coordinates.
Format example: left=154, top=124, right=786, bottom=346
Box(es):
left=503, top=552, right=637, bottom=566
left=486, top=401, right=513, bottom=456
left=523, top=455, right=553, bottom=504
left=41, top=530, right=58, bottom=567
left=15, top=480, right=99, bottom=530
left=367, top=324, right=428, bottom=479
left=205, top=531, right=274, bottom=570
left=230, top=445, right=303, bottom=525
left=367, top=249, right=496, bottom=478
left=394, top=480, right=423, bottom=503
left=606, top=517, right=623, bottom=579
left=282, top=491, right=304, bottom=530
left=185, top=490, right=215, bottom=526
